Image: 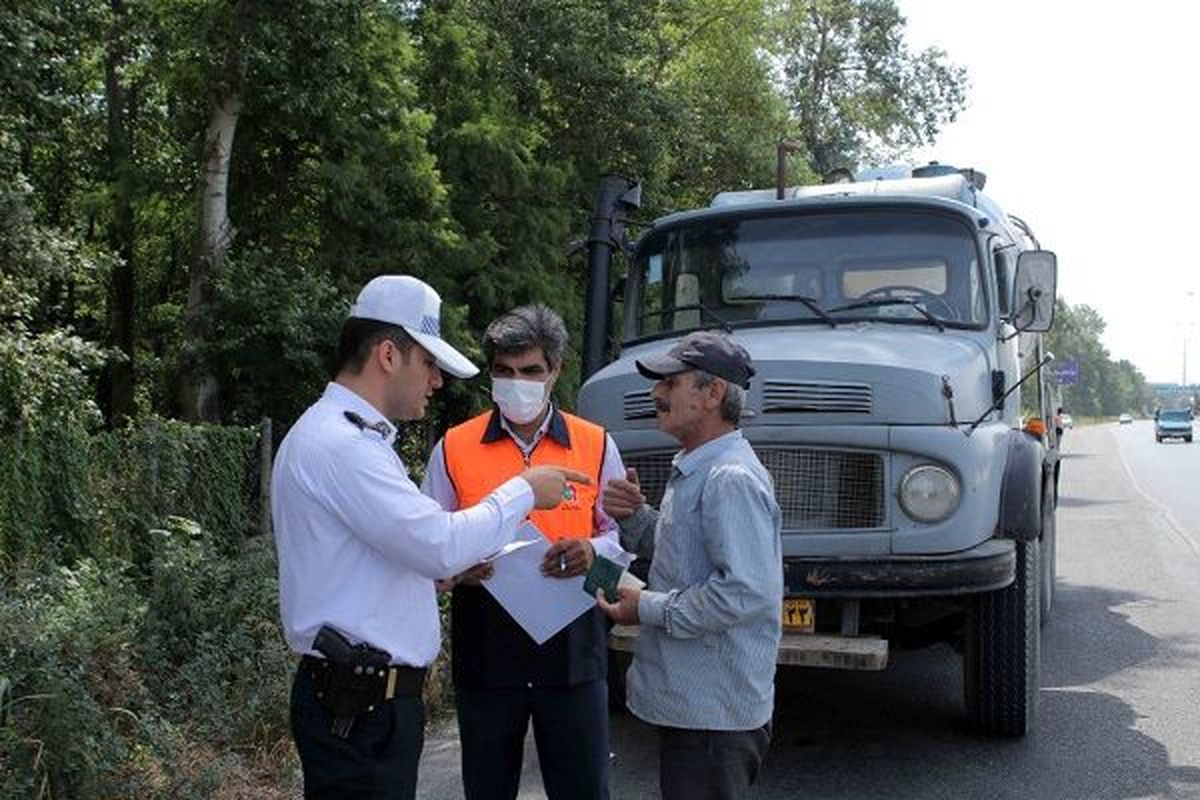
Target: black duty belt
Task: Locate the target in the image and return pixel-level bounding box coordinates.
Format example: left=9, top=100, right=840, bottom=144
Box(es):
left=302, top=654, right=426, bottom=702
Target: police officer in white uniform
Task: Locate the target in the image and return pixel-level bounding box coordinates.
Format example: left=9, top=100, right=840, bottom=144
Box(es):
left=272, top=275, right=589, bottom=800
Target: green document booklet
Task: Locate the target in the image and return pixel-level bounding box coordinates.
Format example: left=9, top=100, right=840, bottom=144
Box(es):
left=583, top=555, right=626, bottom=603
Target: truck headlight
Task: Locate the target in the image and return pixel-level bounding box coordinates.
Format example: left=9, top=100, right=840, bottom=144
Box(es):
left=899, top=465, right=960, bottom=523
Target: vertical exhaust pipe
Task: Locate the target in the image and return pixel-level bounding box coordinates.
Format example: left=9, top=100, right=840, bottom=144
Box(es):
left=582, top=175, right=641, bottom=380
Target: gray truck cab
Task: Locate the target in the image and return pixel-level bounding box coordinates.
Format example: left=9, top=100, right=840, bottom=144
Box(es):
left=578, top=165, right=1059, bottom=736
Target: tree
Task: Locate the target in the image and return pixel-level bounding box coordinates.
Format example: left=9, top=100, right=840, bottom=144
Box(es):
left=0, top=176, right=108, bottom=430
left=650, top=0, right=793, bottom=207
left=1045, top=299, right=1148, bottom=416
left=179, top=0, right=252, bottom=422
left=101, top=0, right=140, bottom=425
left=773, top=0, right=968, bottom=176
left=200, top=1, right=453, bottom=426
left=1, top=3, right=126, bottom=419
left=416, top=0, right=797, bottom=414
left=1, top=0, right=972, bottom=431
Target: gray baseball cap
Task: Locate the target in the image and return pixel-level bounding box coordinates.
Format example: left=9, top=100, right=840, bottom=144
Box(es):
left=635, top=330, right=755, bottom=389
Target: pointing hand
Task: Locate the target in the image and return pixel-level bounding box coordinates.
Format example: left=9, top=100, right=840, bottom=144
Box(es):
left=522, top=465, right=592, bottom=509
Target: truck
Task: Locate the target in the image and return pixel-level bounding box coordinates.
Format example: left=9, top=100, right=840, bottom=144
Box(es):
left=576, top=160, right=1060, bottom=736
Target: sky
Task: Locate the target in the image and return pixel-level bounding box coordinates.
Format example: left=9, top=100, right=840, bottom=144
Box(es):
left=897, top=1, right=1200, bottom=383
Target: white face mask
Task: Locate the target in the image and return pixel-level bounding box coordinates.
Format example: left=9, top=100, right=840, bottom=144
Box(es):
left=492, top=378, right=549, bottom=424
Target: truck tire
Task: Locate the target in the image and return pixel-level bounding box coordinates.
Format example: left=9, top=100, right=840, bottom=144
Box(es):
left=964, top=538, right=1040, bottom=736
left=1039, top=498, right=1056, bottom=626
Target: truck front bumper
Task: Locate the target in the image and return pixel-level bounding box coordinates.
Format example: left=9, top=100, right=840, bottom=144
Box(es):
left=784, top=538, right=1016, bottom=599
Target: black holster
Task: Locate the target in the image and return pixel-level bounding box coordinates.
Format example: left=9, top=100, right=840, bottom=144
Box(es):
left=307, top=626, right=393, bottom=719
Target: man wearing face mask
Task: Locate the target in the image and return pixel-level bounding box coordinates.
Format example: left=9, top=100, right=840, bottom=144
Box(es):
left=421, top=304, right=628, bottom=800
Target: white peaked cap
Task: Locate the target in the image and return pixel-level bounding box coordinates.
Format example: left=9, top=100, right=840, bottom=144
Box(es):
left=348, top=275, right=479, bottom=379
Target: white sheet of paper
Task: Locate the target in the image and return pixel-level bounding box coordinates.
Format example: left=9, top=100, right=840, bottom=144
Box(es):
left=482, top=524, right=596, bottom=645
left=483, top=538, right=539, bottom=563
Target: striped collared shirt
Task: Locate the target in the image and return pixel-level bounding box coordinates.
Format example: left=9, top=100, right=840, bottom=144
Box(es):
left=620, top=429, right=783, bottom=730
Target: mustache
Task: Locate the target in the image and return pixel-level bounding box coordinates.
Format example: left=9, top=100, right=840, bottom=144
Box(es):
left=654, top=400, right=670, bottom=413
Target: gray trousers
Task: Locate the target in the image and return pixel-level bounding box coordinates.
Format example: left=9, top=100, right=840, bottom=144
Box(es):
left=658, top=722, right=772, bottom=800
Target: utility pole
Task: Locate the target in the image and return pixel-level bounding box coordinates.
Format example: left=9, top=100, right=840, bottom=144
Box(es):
left=1186, top=291, right=1197, bottom=390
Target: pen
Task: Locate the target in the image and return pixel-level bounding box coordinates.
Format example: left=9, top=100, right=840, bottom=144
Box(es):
left=559, top=553, right=567, bottom=573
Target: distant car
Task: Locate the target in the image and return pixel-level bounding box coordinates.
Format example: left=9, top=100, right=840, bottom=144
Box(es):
left=1118, top=413, right=1133, bottom=425
left=1155, top=409, right=1193, bottom=443
left=1060, top=413, right=1074, bottom=429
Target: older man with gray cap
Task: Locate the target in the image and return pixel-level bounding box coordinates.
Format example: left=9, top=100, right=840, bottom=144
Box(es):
left=598, top=329, right=783, bottom=800
left=271, top=275, right=590, bottom=800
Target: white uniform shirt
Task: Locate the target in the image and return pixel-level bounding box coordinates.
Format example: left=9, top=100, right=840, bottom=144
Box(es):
left=271, top=382, right=534, bottom=666
left=421, top=405, right=630, bottom=565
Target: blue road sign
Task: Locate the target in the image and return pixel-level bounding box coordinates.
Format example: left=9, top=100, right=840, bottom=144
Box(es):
left=1052, top=358, right=1079, bottom=385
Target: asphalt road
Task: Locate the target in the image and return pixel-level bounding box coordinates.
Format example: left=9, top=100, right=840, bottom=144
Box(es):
left=417, top=422, right=1200, bottom=799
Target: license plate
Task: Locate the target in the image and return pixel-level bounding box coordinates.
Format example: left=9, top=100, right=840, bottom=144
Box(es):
left=782, top=597, right=815, bottom=633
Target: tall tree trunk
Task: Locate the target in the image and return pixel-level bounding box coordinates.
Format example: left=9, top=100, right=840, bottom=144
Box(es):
left=179, top=0, right=251, bottom=422
left=105, top=0, right=136, bottom=426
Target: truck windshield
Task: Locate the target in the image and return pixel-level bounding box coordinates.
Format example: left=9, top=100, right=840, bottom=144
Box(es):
left=628, top=209, right=986, bottom=339
left=1160, top=410, right=1191, bottom=422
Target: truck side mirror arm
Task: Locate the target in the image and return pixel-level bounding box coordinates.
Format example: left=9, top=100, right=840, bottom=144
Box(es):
left=965, top=352, right=1055, bottom=436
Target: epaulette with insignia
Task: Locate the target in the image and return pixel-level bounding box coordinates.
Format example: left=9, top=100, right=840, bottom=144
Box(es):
left=344, top=411, right=391, bottom=437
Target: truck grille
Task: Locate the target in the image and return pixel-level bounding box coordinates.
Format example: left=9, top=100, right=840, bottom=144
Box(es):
left=623, top=390, right=657, bottom=420
left=761, top=379, right=872, bottom=413
left=624, top=447, right=885, bottom=530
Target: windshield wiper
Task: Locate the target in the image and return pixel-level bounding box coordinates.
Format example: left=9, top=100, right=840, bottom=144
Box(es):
left=639, top=303, right=733, bottom=333
left=827, top=298, right=946, bottom=332
left=731, top=294, right=836, bottom=328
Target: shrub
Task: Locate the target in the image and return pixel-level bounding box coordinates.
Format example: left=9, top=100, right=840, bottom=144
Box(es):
left=89, top=419, right=261, bottom=565
left=141, top=518, right=291, bottom=746
left=0, top=560, right=153, bottom=798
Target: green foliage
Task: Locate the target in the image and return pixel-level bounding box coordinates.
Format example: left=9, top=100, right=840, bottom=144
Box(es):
left=0, top=416, right=259, bottom=569
left=2, top=0, right=970, bottom=429
left=0, top=421, right=95, bottom=567
left=140, top=519, right=291, bottom=746
left=91, top=419, right=260, bottom=562
left=1044, top=298, right=1150, bottom=416
left=0, top=561, right=150, bottom=798
left=0, top=178, right=110, bottom=431
left=207, top=247, right=346, bottom=425
left=0, top=418, right=293, bottom=798
left=0, top=548, right=297, bottom=799
left=652, top=0, right=793, bottom=206
left=773, top=0, right=968, bottom=175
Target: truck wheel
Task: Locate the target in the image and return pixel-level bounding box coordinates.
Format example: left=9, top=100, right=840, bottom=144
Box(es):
left=964, top=538, right=1040, bottom=736
left=1039, top=500, right=1056, bottom=626
left=1187, top=436, right=1193, bottom=443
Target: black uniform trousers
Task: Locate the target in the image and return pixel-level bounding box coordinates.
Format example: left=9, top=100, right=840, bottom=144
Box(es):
left=658, top=722, right=772, bottom=800
left=451, top=583, right=610, bottom=800
left=290, top=662, right=425, bottom=800
left=456, top=679, right=610, bottom=800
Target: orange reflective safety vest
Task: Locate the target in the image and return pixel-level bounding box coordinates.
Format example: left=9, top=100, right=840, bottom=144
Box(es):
left=442, top=408, right=605, bottom=541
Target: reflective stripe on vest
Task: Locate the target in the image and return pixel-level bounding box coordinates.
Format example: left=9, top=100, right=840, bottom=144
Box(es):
left=443, top=410, right=604, bottom=541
